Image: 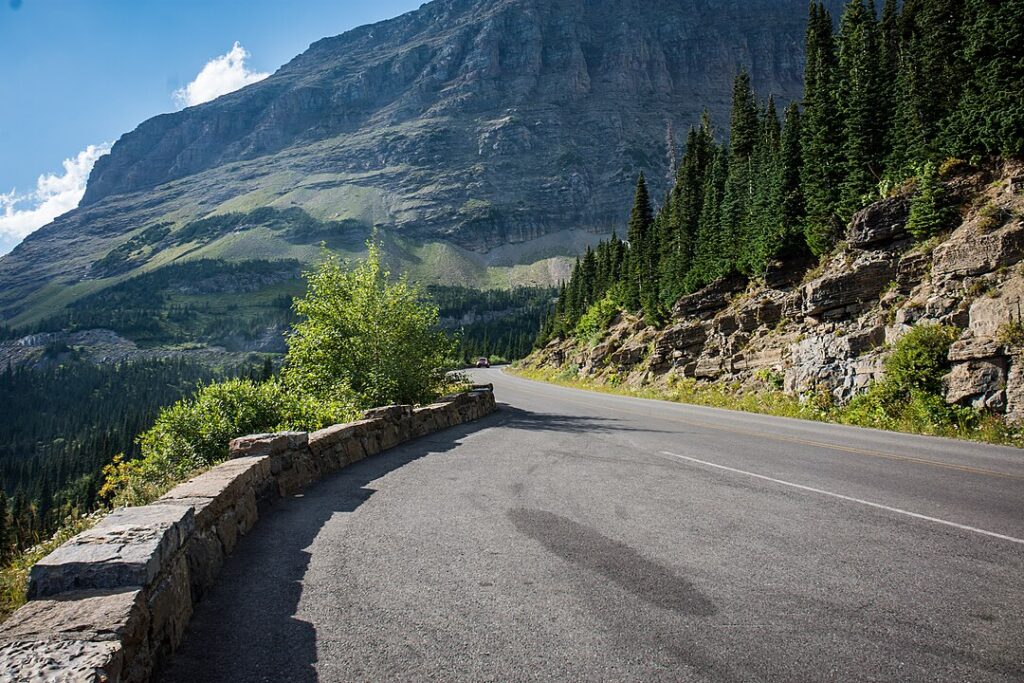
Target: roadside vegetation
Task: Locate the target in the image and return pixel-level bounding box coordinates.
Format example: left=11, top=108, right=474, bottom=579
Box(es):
left=1, top=242, right=460, bottom=620
left=537, top=0, right=1022, bottom=340
left=514, top=324, right=1023, bottom=449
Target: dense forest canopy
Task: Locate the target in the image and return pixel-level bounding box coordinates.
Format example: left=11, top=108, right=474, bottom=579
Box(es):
left=0, top=358, right=267, bottom=560
left=539, top=0, right=1024, bottom=341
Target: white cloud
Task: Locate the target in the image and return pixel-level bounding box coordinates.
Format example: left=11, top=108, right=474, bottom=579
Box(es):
left=0, top=143, right=111, bottom=256
left=174, top=42, right=269, bottom=108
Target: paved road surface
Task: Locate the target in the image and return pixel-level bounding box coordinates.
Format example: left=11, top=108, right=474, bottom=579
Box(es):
left=159, top=368, right=1024, bottom=682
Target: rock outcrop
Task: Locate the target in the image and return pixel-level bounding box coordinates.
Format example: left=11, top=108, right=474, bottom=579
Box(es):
left=525, top=161, right=1024, bottom=420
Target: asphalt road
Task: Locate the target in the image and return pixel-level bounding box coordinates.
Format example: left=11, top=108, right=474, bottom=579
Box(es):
left=159, top=368, right=1024, bottom=682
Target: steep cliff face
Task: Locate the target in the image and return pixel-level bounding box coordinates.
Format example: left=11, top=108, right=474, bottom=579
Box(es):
left=524, top=162, right=1024, bottom=423
left=0, top=0, right=840, bottom=324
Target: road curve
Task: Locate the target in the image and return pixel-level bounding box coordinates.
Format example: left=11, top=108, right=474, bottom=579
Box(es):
left=159, top=368, right=1024, bottom=682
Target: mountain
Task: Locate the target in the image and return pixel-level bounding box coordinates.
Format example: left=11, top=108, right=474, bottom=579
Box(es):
left=0, top=0, right=841, bottom=330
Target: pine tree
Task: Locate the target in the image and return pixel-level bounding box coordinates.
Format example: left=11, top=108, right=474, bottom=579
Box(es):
left=11, top=489, right=27, bottom=549
left=802, top=2, right=844, bottom=255
left=686, top=146, right=728, bottom=292
left=906, top=162, right=955, bottom=240
left=742, top=97, right=784, bottom=277
left=888, top=0, right=967, bottom=171
left=721, top=70, right=760, bottom=270
left=945, top=0, right=1024, bottom=159
left=779, top=103, right=806, bottom=255
left=837, top=0, right=883, bottom=218
left=877, top=0, right=901, bottom=169
left=625, top=173, right=655, bottom=313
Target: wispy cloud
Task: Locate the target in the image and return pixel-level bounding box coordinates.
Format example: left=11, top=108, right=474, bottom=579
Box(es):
left=174, top=42, right=269, bottom=108
left=0, top=143, right=111, bottom=256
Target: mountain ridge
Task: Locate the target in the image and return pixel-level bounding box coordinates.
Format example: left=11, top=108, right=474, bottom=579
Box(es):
left=1, top=0, right=842, bottom=326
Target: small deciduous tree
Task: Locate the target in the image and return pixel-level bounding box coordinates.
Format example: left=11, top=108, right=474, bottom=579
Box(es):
left=285, top=241, right=456, bottom=408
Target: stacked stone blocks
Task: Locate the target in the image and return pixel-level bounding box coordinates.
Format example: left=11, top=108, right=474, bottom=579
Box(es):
left=0, top=386, right=496, bottom=682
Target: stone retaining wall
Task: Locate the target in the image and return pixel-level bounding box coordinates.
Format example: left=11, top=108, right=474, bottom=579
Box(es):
left=0, top=387, right=496, bottom=682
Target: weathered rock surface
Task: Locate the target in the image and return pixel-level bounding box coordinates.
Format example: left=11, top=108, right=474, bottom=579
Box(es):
left=801, top=252, right=899, bottom=318
left=28, top=506, right=195, bottom=599
left=524, top=162, right=1024, bottom=419
left=847, top=196, right=910, bottom=247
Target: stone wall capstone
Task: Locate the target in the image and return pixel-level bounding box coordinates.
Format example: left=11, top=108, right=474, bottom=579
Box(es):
left=0, top=386, right=496, bottom=682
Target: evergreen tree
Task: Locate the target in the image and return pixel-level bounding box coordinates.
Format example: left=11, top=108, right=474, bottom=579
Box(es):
left=742, top=97, right=784, bottom=277
left=686, top=147, right=729, bottom=291
left=802, top=2, right=844, bottom=255
left=779, top=103, right=806, bottom=255
left=906, top=162, right=955, bottom=240
left=889, top=0, right=967, bottom=171
left=625, top=173, right=655, bottom=313
left=837, top=0, right=883, bottom=217
left=721, top=70, right=760, bottom=269
left=877, top=0, right=901, bottom=168
left=11, top=489, right=27, bottom=549
left=945, top=0, right=1024, bottom=159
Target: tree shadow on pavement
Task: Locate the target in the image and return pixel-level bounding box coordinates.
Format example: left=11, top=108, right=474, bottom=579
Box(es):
left=155, top=405, right=657, bottom=683
left=491, top=404, right=669, bottom=434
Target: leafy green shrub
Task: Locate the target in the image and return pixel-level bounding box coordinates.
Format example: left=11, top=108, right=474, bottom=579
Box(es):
left=754, top=368, right=785, bottom=391
left=997, top=321, right=1024, bottom=348
left=575, top=289, right=624, bottom=345
left=284, top=242, right=455, bottom=408
left=101, top=378, right=357, bottom=506
left=883, top=324, right=959, bottom=396
left=839, top=325, right=966, bottom=433
left=907, top=162, right=957, bottom=240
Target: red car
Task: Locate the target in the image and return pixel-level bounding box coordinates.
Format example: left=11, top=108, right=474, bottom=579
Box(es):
left=475, top=357, right=490, bottom=368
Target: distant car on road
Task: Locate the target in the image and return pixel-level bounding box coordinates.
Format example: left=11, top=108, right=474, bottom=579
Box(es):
left=475, top=357, right=490, bottom=368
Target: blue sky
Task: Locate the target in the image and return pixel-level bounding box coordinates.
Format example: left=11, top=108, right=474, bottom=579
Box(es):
left=0, top=0, right=423, bottom=253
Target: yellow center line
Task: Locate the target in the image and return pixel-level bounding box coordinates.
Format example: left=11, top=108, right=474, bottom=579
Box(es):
left=499, top=373, right=1024, bottom=483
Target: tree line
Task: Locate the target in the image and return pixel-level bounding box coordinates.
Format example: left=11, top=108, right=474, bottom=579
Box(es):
left=539, top=0, right=1022, bottom=340
left=0, top=358, right=266, bottom=562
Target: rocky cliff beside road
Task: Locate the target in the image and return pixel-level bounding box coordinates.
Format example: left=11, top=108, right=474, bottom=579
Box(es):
left=524, top=162, right=1024, bottom=423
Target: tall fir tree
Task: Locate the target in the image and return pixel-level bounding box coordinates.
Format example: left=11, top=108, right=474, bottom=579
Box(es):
left=801, top=2, right=844, bottom=256
left=945, top=0, right=1024, bottom=160
left=0, top=490, right=8, bottom=562
left=837, top=0, right=883, bottom=218
left=625, top=173, right=655, bottom=314
left=659, top=118, right=715, bottom=305
left=686, top=146, right=729, bottom=292
left=779, top=102, right=806, bottom=255
left=889, top=0, right=966, bottom=171
left=721, top=70, right=760, bottom=268
left=877, top=0, right=901, bottom=170
left=741, top=97, right=784, bottom=277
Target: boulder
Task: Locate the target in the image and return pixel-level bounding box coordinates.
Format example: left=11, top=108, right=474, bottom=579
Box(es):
left=945, top=359, right=1007, bottom=411
left=847, top=196, right=910, bottom=248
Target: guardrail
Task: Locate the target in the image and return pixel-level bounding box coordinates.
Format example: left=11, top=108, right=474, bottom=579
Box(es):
left=0, top=386, right=496, bottom=682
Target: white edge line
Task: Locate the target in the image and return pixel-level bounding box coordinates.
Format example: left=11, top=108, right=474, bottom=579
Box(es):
left=661, top=451, right=1024, bottom=547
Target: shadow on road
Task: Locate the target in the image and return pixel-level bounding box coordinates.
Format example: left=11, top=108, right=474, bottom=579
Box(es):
left=156, top=414, right=499, bottom=683
left=157, top=405, right=659, bottom=682
left=492, top=403, right=668, bottom=434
